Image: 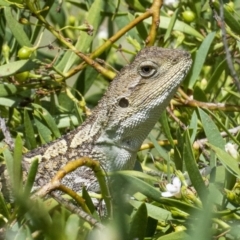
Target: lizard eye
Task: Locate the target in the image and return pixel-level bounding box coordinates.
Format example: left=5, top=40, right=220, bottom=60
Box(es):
left=138, top=61, right=158, bottom=78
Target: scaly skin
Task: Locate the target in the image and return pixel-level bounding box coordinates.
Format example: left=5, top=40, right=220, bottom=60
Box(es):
left=22, top=47, right=192, bottom=192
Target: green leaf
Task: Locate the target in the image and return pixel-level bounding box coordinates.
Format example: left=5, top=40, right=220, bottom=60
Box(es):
left=159, top=110, right=175, bottom=146
left=0, top=192, right=10, bottom=219
left=114, top=172, right=200, bottom=214
left=164, top=8, right=179, bottom=42
left=30, top=0, right=55, bottom=43
left=0, top=84, right=17, bottom=97
left=49, top=3, right=66, bottom=28
left=157, top=230, right=190, bottom=240
left=189, top=111, right=198, bottom=143
left=209, top=144, right=240, bottom=178
left=0, top=0, right=11, bottom=6
left=174, top=146, right=183, bottom=171
left=24, top=109, right=37, bottom=150
left=13, top=134, right=23, bottom=195
left=32, top=104, right=61, bottom=139
left=65, top=214, right=80, bottom=240
left=144, top=16, right=204, bottom=40
left=2, top=144, right=13, bottom=181
left=183, top=130, right=208, bottom=203
left=33, top=117, right=52, bottom=144
left=73, top=102, right=83, bottom=125
left=187, top=31, right=216, bottom=88
left=23, top=158, right=38, bottom=198
left=76, top=66, right=99, bottom=95
left=56, top=0, right=106, bottom=72
left=115, top=12, right=142, bottom=44
left=4, top=7, right=31, bottom=47
left=128, top=203, right=147, bottom=240
left=82, top=187, right=99, bottom=221
left=149, top=133, right=169, bottom=160
left=129, top=199, right=173, bottom=221
left=198, top=108, right=225, bottom=149
left=213, top=1, right=240, bottom=35
left=205, top=58, right=226, bottom=93
left=0, top=97, right=19, bottom=107
left=0, top=60, right=38, bottom=77
left=118, top=170, right=159, bottom=182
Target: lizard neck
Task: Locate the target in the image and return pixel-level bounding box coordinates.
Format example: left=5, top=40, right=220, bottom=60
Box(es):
left=93, top=87, right=177, bottom=171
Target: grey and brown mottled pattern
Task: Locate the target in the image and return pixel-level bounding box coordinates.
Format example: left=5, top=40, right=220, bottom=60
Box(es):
left=20, top=47, right=192, bottom=193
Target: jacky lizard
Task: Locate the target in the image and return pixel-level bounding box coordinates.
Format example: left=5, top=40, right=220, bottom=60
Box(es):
left=20, top=47, right=192, bottom=193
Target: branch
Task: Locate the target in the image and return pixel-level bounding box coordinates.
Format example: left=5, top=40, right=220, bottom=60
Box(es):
left=50, top=192, right=105, bottom=230
left=34, top=157, right=113, bottom=217
left=209, top=0, right=240, bottom=92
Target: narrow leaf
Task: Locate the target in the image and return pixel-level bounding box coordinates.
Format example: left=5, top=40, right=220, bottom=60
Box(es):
left=34, top=117, right=52, bottom=144
left=32, top=104, right=60, bottom=138
left=65, top=214, right=80, bottom=240
left=209, top=144, right=240, bottom=178
left=13, top=134, right=23, bottom=194
left=205, top=58, right=226, bottom=93
left=129, top=200, right=173, bottom=221
left=0, top=60, right=38, bottom=77
left=144, top=16, right=204, bottom=40
left=0, top=192, right=10, bottom=219
left=183, top=130, right=208, bottom=202
left=188, top=32, right=216, bottom=88
left=189, top=111, right=198, bottom=143
left=23, top=158, right=38, bottom=197
left=4, top=7, right=31, bottom=47
left=164, top=8, right=179, bottom=42
left=56, top=0, right=106, bottom=72
left=198, top=108, right=225, bottom=149
left=149, top=134, right=169, bottom=160
left=128, top=203, right=147, bottom=240
left=0, top=84, right=17, bottom=97
left=24, top=109, right=37, bottom=149
left=82, top=187, right=100, bottom=221
left=114, top=172, right=200, bottom=214
left=159, top=110, right=175, bottom=146
left=157, top=231, right=190, bottom=240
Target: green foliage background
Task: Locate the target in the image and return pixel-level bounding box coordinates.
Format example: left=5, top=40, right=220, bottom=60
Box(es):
left=0, top=0, right=240, bottom=239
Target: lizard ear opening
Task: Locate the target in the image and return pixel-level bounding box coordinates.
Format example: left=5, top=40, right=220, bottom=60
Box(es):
left=118, top=97, right=129, bottom=108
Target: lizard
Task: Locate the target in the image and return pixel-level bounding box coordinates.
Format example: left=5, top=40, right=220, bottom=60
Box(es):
left=4, top=47, right=192, bottom=195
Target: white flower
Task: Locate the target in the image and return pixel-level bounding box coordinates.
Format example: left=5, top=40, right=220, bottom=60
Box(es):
left=164, top=0, right=179, bottom=6
left=162, top=177, right=181, bottom=198
left=225, top=143, right=239, bottom=159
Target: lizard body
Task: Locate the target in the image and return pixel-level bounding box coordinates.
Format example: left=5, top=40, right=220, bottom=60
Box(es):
left=23, top=47, right=192, bottom=192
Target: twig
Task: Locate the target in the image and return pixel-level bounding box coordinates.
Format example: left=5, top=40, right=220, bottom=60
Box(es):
left=166, top=107, right=188, bottom=130
left=195, top=126, right=240, bottom=146
left=34, top=157, right=113, bottom=218
left=62, top=0, right=163, bottom=79
left=219, top=0, right=240, bottom=92
left=209, top=0, right=240, bottom=92
left=58, top=184, right=92, bottom=214
left=175, top=98, right=240, bottom=111
left=139, top=126, right=240, bottom=151
left=174, top=89, right=240, bottom=111
left=145, top=0, right=162, bottom=46
left=140, top=139, right=178, bottom=151
left=50, top=192, right=105, bottom=230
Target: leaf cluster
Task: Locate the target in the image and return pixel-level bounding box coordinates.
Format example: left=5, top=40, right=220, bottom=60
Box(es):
left=1, top=0, right=240, bottom=239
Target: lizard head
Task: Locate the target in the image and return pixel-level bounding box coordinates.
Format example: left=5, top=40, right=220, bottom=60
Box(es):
left=103, top=46, right=192, bottom=126
left=96, top=47, right=192, bottom=169
left=112, top=46, right=192, bottom=110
